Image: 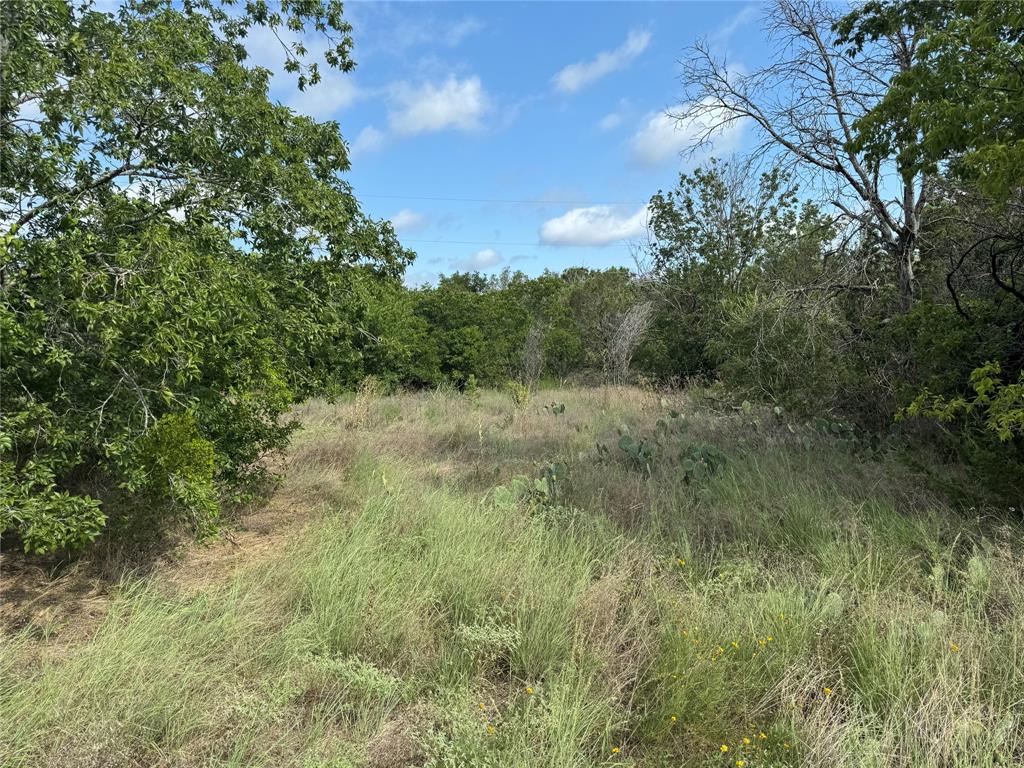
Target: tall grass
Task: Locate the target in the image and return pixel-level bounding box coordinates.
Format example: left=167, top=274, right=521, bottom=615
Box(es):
left=2, top=386, right=1022, bottom=767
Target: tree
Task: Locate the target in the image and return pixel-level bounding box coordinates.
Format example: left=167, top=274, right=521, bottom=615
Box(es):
left=838, top=0, right=1024, bottom=313
left=0, top=0, right=410, bottom=551
left=642, top=158, right=837, bottom=377
left=674, top=0, right=925, bottom=309
left=837, top=0, right=1024, bottom=206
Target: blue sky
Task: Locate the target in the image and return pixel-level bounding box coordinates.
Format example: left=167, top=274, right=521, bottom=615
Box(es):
left=251, top=1, right=771, bottom=285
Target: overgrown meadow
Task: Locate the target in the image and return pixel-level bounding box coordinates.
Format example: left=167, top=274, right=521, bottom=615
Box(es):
left=4, top=384, right=1021, bottom=768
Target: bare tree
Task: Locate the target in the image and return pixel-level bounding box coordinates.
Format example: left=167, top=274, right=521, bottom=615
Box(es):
left=674, top=0, right=925, bottom=310
left=605, top=301, right=655, bottom=385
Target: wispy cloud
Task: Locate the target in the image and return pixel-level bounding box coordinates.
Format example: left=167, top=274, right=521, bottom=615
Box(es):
left=351, top=6, right=485, bottom=58
left=389, top=209, right=429, bottom=232
left=351, top=125, right=386, bottom=155
left=708, top=4, right=760, bottom=47
left=553, top=29, right=651, bottom=94
left=629, top=100, right=747, bottom=168
left=602, top=113, right=626, bottom=132
left=540, top=205, right=649, bottom=247
left=444, top=18, right=486, bottom=47
left=452, top=248, right=504, bottom=270
left=287, top=77, right=360, bottom=121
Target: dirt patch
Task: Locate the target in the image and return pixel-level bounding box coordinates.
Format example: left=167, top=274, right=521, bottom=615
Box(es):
left=0, top=557, right=110, bottom=645
left=366, top=705, right=432, bottom=768
left=0, top=446, right=353, bottom=645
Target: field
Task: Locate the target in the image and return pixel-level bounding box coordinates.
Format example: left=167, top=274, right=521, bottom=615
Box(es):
left=2, top=385, right=1022, bottom=768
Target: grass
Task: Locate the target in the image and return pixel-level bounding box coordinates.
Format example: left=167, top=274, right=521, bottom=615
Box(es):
left=2, top=385, right=1022, bottom=767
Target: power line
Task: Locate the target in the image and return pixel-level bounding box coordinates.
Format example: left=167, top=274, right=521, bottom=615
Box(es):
left=363, top=193, right=648, bottom=206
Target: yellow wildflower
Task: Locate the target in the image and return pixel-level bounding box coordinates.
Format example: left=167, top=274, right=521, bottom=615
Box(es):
left=758, top=732, right=767, bottom=740
left=720, top=744, right=729, bottom=753
left=736, top=762, right=747, bottom=768
left=823, top=687, right=833, bottom=697
left=611, top=746, right=620, bottom=754
left=478, top=702, right=485, bottom=710
left=670, top=714, right=678, bottom=723
left=730, top=641, right=739, bottom=649
left=486, top=724, right=495, bottom=735
left=742, top=737, right=751, bottom=745
left=767, top=635, right=774, bottom=642
left=526, top=686, right=534, bottom=695
left=950, top=642, right=961, bottom=652
left=677, top=558, right=686, bottom=567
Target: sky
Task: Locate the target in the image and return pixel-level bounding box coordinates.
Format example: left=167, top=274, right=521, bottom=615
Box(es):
left=250, top=1, right=772, bottom=285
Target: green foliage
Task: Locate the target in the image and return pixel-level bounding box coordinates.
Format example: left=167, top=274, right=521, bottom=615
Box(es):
left=903, top=362, right=1024, bottom=443
left=0, top=447, right=105, bottom=554
left=4, top=0, right=1023, bottom=553
left=507, top=380, right=531, bottom=409
left=839, top=0, right=1024, bottom=203
left=679, top=443, right=727, bottom=484
left=644, top=160, right=836, bottom=378
left=0, top=0, right=410, bottom=550
left=713, top=292, right=852, bottom=414
left=131, top=413, right=219, bottom=536
left=617, top=434, right=656, bottom=471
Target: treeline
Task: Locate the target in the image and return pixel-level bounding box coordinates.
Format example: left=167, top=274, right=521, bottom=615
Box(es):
left=399, top=155, right=1023, bottom=448
left=2, top=0, right=1022, bottom=553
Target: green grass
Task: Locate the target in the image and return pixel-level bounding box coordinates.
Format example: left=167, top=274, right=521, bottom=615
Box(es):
left=2, top=386, right=1022, bottom=767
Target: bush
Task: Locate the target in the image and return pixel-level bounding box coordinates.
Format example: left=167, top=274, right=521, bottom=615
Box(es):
left=712, top=292, right=852, bottom=414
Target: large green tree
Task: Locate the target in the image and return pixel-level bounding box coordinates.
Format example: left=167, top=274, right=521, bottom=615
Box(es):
left=0, top=0, right=410, bottom=551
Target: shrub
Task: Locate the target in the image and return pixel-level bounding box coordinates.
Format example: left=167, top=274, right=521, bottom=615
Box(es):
left=507, top=381, right=531, bottom=409
left=903, top=361, right=1024, bottom=443
left=713, top=292, right=852, bottom=414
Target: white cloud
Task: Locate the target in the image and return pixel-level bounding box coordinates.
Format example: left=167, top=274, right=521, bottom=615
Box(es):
left=287, top=76, right=359, bottom=121
left=389, top=76, right=489, bottom=136
left=553, top=29, right=651, bottom=93
left=629, top=101, right=746, bottom=168
left=352, top=125, right=386, bottom=155
left=598, top=112, right=624, bottom=131
left=540, top=205, right=649, bottom=247
left=452, top=248, right=504, bottom=271
left=390, top=209, right=428, bottom=232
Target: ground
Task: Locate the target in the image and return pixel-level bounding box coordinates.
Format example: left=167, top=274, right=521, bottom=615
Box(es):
left=1, top=385, right=1022, bottom=768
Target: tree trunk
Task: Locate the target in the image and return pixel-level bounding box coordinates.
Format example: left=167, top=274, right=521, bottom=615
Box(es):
left=893, top=235, right=916, bottom=312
